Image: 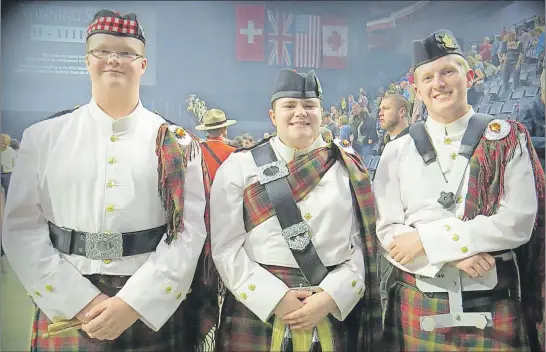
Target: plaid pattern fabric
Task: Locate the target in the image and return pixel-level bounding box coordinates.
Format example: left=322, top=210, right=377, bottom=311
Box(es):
left=383, top=266, right=529, bottom=351
left=243, top=147, right=332, bottom=231
left=31, top=275, right=188, bottom=352
left=87, top=16, right=139, bottom=36
left=241, top=142, right=382, bottom=350
left=216, top=265, right=349, bottom=352
left=464, top=120, right=545, bottom=352
left=155, top=124, right=221, bottom=351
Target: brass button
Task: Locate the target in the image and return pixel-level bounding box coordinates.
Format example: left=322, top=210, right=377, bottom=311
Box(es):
left=107, top=181, right=115, bottom=188
left=304, top=213, right=312, bottom=220
left=108, top=157, right=117, bottom=164
left=165, top=286, right=172, bottom=293
left=248, top=284, right=256, bottom=291
left=461, top=247, right=468, bottom=254
left=176, top=292, right=182, bottom=300
left=34, top=290, right=41, bottom=297
left=444, top=224, right=451, bottom=231
left=105, top=204, right=115, bottom=212
left=444, top=138, right=452, bottom=145
left=452, top=234, right=460, bottom=241
left=240, top=293, right=248, bottom=300
left=45, top=284, right=53, bottom=292
left=110, top=135, right=118, bottom=142
left=450, top=152, right=457, bottom=160
left=352, top=280, right=357, bottom=287
left=456, top=196, right=463, bottom=204
left=103, top=259, right=112, bottom=264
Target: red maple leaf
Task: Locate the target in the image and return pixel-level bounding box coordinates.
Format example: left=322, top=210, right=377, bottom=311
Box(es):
left=327, top=30, right=343, bottom=51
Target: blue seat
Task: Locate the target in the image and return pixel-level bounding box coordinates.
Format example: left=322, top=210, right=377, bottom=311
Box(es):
left=489, top=101, right=504, bottom=115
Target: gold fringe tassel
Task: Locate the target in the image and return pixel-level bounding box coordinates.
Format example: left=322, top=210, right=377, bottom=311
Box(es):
left=270, top=317, right=334, bottom=352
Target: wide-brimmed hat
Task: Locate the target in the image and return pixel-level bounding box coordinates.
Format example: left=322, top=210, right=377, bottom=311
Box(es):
left=195, top=109, right=236, bottom=131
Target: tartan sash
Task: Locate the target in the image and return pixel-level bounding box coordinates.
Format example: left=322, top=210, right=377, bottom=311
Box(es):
left=242, top=143, right=382, bottom=350
left=155, top=124, right=221, bottom=351
left=463, top=120, right=545, bottom=351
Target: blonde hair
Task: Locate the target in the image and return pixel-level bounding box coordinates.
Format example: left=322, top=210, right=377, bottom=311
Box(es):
left=382, top=94, right=410, bottom=119
left=414, top=54, right=470, bottom=83
left=0, top=134, right=11, bottom=144
left=474, top=54, right=482, bottom=61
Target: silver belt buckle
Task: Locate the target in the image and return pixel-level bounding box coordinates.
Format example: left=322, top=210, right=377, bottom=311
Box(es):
left=257, top=160, right=289, bottom=184
left=85, top=232, right=123, bottom=260
left=282, top=222, right=311, bottom=252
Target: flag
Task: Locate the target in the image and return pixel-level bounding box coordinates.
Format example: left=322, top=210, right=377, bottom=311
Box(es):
left=235, top=4, right=265, bottom=62
left=322, top=17, right=348, bottom=69
left=266, top=10, right=293, bottom=66
left=294, top=14, right=321, bottom=68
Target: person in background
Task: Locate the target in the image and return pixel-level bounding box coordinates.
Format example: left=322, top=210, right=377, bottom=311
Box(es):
left=196, top=109, right=237, bottom=182
left=355, top=110, right=379, bottom=158
left=323, top=111, right=340, bottom=138
left=0, top=134, right=17, bottom=198
left=501, top=30, right=524, bottom=91
left=479, top=37, right=492, bottom=62
left=491, top=34, right=502, bottom=66
left=376, top=94, right=410, bottom=156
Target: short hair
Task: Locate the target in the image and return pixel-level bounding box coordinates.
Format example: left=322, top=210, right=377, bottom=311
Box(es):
left=322, top=111, right=331, bottom=119
left=382, top=94, right=410, bottom=118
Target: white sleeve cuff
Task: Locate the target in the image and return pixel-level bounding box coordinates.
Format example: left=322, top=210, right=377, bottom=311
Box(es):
left=116, top=264, right=187, bottom=332
left=232, top=265, right=290, bottom=323
left=418, top=218, right=472, bottom=265
left=29, top=264, right=101, bottom=322
left=319, top=268, right=364, bottom=321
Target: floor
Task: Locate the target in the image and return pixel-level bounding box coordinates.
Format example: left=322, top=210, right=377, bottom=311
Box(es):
left=1, top=256, right=34, bottom=352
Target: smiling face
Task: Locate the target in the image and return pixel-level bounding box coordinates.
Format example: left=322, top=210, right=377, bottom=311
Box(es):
left=269, top=97, right=322, bottom=149
left=414, top=54, right=473, bottom=122
left=86, top=34, right=147, bottom=91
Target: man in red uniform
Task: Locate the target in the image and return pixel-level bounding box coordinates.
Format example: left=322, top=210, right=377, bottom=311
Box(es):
left=196, top=109, right=237, bottom=181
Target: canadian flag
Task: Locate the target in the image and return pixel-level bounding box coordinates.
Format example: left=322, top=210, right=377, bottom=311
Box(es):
left=322, top=17, right=348, bottom=69
left=235, top=4, right=265, bottom=62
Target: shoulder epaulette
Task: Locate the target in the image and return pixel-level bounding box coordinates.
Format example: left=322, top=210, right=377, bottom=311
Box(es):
left=234, top=136, right=272, bottom=153
left=43, top=105, right=83, bottom=121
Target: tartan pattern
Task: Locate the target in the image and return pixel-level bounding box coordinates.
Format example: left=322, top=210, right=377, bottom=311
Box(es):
left=31, top=275, right=187, bottom=352
left=155, top=124, right=221, bottom=351
left=241, top=142, right=382, bottom=350
left=465, top=120, right=545, bottom=352
left=243, top=147, right=332, bottom=232
left=88, top=17, right=138, bottom=36
left=216, top=265, right=349, bottom=352
left=382, top=263, right=529, bottom=351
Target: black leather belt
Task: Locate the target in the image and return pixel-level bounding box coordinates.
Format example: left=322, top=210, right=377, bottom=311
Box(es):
left=48, top=222, right=166, bottom=260
left=251, top=142, right=329, bottom=286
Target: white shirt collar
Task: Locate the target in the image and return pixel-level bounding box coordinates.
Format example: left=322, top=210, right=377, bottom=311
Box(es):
left=272, top=135, right=326, bottom=162
left=425, top=106, right=475, bottom=137
left=88, top=98, right=144, bottom=133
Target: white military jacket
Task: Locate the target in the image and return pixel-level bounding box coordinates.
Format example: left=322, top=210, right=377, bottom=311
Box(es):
left=211, top=135, right=365, bottom=323
left=373, top=108, right=538, bottom=278
left=1, top=99, right=207, bottom=331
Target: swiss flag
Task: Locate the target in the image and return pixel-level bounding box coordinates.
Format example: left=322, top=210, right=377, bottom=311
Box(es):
left=322, top=17, right=348, bottom=69
left=235, top=4, right=265, bottom=62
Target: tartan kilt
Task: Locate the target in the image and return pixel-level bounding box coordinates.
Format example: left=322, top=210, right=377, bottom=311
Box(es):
left=31, top=274, right=190, bottom=352
left=215, top=265, right=350, bottom=352
left=382, top=260, right=531, bottom=352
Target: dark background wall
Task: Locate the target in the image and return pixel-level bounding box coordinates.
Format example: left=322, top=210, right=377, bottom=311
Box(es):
left=1, top=0, right=543, bottom=140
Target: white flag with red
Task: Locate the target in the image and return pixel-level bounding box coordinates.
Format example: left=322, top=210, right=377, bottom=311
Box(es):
left=322, top=16, right=348, bottom=69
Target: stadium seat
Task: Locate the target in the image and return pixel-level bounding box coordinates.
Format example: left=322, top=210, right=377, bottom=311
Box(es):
left=501, top=100, right=517, bottom=114
left=489, top=101, right=504, bottom=115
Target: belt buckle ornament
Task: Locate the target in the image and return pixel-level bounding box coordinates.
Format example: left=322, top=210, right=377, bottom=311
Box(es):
left=257, top=160, right=289, bottom=184
left=85, top=232, right=123, bottom=260
left=281, top=222, right=311, bottom=252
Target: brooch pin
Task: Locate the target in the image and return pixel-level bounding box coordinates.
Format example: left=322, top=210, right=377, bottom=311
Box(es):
left=174, top=127, right=186, bottom=138
left=440, top=33, right=457, bottom=50
left=484, top=120, right=510, bottom=141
